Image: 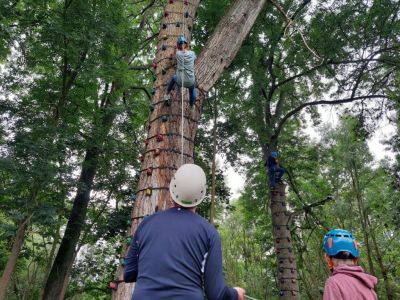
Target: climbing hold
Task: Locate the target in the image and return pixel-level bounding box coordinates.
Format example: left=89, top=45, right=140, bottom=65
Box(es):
left=152, top=62, right=157, bottom=69
left=162, top=23, right=167, bottom=29
left=154, top=148, right=161, bottom=156
left=184, top=0, right=188, bottom=5
left=147, top=124, right=151, bottom=130
left=279, top=267, right=284, bottom=273
left=126, top=219, right=132, bottom=226
left=128, top=194, right=136, bottom=202
left=164, top=12, right=169, bottom=17
left=145, top=188, right=152, bottom=196
left=151, top=89, right=156, bottom=95
left=126, top=237, right=132, bottom=245
left=146, top=167, right=153, bottom=176
left=279, top=291, right=284, bottom=296
left=292, top=279, right=296, bottom=284
left=120, top=258, right=126, bottom=266
left=291, top=268, right=295, bottom=273
left=162, top=45, right=167, bottom=51
left=139, top=155, right=144, bottom=162
left=184, top=11, right=189, bottom=18
left=188, top=25, right=192, bottom=31
left=291, top=291, right=297, bottom=296
left=109, top=281, right=118, bottom=290
left=169, top=53, right=173, bottom=60
left=162, top=34, right=168, bottom=40
left=150, top=104, right=155, bottom=111
left=156, top=134, right=164, bottom=142
left=161, top=115, right=168, bottom=122
left=169, top=0, right=174, bottom=3
left=144, top=139, right=149, bottom=145
left=276, top=238, right=280, bottom=244
left=162, top=68, right=167, bottom=75
left=280, top=279, right=284, bottom=284
left=176, top=22, right=181, bottom=27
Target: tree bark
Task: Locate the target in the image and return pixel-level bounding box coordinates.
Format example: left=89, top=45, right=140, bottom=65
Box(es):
left=0, top=215, right=31, bottom=300
left=42, top=96, right=117, bottom=300
left=269, top=181, right=300, bottom=299
left=113, top=0, right=267, bottom=298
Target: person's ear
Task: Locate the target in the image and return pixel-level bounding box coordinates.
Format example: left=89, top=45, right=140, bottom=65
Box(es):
left=325, top=254, right=334, bottom=271
left=354, top=257, right=360, bottom=265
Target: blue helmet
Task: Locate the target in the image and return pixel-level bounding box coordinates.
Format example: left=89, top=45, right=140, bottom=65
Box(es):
left=271, top=151, right=278, bottom=158
left=323, top=229, right=360, bottom=258
left=177, top=35, right=187, bottom=45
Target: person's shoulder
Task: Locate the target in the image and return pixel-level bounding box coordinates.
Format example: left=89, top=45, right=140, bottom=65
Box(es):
left=193, top=213, right=218, bottom=234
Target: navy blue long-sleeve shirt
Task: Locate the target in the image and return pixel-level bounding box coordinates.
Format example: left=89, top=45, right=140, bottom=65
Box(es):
left=124, top=207, right=238, bottom=300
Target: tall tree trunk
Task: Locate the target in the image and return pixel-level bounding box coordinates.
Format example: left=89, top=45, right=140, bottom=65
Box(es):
left=262, top=143, right=300, bottom=299
left=210, top=94, right=218, bottom=225
left=42, top=99, right=117, bottom=300
left=0, top=215, right=31, bottom=300
left=113, top=0, right=267, bottom=298
left=270, top=181, right=300, bottom=299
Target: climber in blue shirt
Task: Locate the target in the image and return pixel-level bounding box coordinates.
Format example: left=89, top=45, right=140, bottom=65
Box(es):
left=267, top=151, right=285, bottom=190
left=124, top=164, right=245, bottom=300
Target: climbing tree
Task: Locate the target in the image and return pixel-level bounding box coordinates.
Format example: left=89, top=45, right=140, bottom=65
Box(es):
left=112, top=0, right=269, bottom=298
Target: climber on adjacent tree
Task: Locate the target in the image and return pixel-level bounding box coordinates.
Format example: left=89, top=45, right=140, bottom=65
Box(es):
left=323, top=229, right=378, bottom=300
left=124, top=164, right=245, bottom=300
left=266, top=151, right=285, bottom=190
left=164, top=35, right=197, bottom=108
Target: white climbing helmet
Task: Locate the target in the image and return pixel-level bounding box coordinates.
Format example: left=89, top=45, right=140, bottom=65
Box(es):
left=170, top=164, right=207, bottom=207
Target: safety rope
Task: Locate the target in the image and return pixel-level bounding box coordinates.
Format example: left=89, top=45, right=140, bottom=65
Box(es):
left=180, top=0, right=186, bottom=166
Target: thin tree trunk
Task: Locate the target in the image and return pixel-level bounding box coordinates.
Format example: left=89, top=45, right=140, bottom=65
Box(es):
left=42, top=95, right=117, bottom=300
left=367, top=218, right=394, bottom=300
left=349, top=162, right=376, bottom=276
left=113, top=0, right=267, bottom=298
left=210, top=95, right=218, bottom=225
left=0, top=215, right=31, bottom=300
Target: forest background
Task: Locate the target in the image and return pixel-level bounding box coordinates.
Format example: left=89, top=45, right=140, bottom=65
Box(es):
left=0, top=0, right=399, bottom=299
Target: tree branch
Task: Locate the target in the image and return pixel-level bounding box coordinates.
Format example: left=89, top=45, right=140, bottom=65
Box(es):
left=275, top=94, right=387, bottom=138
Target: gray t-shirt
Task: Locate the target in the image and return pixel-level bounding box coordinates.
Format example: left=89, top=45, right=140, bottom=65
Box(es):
left=176, top=50, right=196, bottom=88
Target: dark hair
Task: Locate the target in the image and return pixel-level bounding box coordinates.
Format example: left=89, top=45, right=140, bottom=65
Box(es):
left=332, top=251, right=356, bottom=260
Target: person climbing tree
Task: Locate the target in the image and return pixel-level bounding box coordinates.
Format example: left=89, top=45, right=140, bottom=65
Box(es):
left=266, top=151, right=285, bottom=190
left=323, top=229, right=378, bottom=300
left=164, top=35, right=197, bottom=109
left=124, top=164, right=246, bottom=300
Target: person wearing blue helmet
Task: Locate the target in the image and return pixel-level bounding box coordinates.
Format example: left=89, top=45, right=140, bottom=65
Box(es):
left=164, top=35, right=197, bottom=108
left=266, top=150, right=285, bottom=190
left=323, top=229, right=377, bottom=300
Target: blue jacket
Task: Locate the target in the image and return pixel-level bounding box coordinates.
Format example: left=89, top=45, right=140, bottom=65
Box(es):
left=124, top=207, right=238, bottom=300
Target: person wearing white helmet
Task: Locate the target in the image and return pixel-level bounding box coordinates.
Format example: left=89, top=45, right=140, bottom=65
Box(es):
left=124, top=164, right=245, bottom=300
